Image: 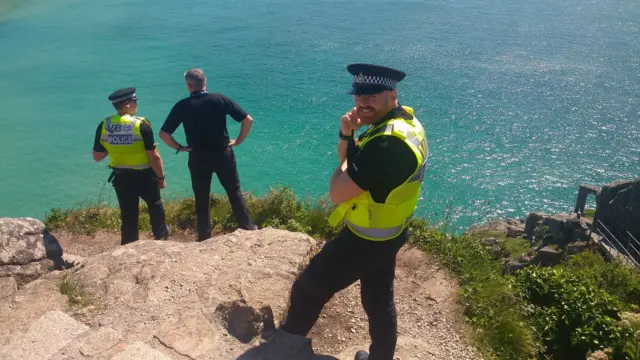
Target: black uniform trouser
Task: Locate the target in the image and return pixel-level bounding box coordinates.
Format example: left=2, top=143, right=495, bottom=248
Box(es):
left=280, top=227, right=408, bottom=360
left=112, top=168, right=168, bottom=245
left=188, top=147, right=254, bottom=241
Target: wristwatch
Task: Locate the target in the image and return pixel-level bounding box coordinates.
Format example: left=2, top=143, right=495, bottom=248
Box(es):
left=339, top=130, right=354, bottom=140
left=157, top=175, right=165, bottom=180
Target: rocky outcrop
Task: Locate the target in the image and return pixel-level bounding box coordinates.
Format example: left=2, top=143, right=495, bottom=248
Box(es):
left=523, top=212, right=591, bottom=245
left=0, top=217, right=64, bottom=285
left=470, top=212, right=595, bottom=274
left=0, top=228, right=318, bottom=359
left=596, top=178, right=640, bottom=239
left=0, top=226, right=481, bottom=360
left=466, top=218, right=526, bottom=238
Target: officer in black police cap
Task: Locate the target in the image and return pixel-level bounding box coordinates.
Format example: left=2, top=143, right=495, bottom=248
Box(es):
left=273, top=63, right=429, bottom=360
left=92, top=87, right=170, bottom=245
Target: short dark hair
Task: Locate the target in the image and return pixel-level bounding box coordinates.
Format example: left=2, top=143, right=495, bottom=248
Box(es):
left=112, top=99, right=134, bottom=111
left=185, top=68, right=207, bottom=89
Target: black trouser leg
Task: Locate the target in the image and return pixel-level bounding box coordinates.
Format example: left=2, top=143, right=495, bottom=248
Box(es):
left=113, top=174, right=140, bottom=245
left=361, top=256, right=398, bottom=360
left=139, top=172, right=168, bottom=240
left=189, top=160, right=213, bottom=241
left=281, top=229, right=364, bottom=335
left=280, top=228, right=407, bottom=359
left=216, top=147, right=254, bottom=229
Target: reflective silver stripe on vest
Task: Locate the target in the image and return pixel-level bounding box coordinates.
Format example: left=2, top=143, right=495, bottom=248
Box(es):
left=113, top=164, right=150, bottom=170
left=345, top=215, right=412, bottom=240
left=408, top=160, right=427, bottom=183
left=370, top=122, right=427, bottom=160
left=100, top=135, right=143, bottom=141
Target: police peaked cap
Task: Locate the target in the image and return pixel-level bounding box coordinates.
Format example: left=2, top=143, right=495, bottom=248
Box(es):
left=347, top=63, right=407, bottom=95
left=108, top=87, right=137, bottom=104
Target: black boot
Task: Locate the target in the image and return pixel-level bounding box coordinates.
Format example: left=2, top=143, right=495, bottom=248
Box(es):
left=355, top=350, right=369, bottom=360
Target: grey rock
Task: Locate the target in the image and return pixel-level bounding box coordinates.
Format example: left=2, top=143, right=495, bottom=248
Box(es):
left=542, top=214, right=577, bottom=245
left=1, top=311, right=89, bottom=360
left=524, top=212, right=549, bottom=238
left=506, top=226, right=525, bottom=238
left=533, top=246, right=563, bottom=266
left=567, top=242, right=590, bottom=256
left=0, top=277, right=17, bottom=300
left=572, top=229, right=590, bottom=242
left=111, top=341, right=170, bottom=360
left=503, top=259, right=531, bottom=274
left=480, top=237, right=501, bottom=246
left=155, top=311, right=217, bottom=359
left=0, top=279, right=69, bottom=345
left=79, top=327, right=122, bottom=356
left=523, top=212, right=591, bottom=247
left=0, top=218, right=47, bottom=265
left=0, top=218, right=64, bottom=285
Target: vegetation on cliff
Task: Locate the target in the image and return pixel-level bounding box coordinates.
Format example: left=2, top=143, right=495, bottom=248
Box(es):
left=43, top=186, right=640, bottom=360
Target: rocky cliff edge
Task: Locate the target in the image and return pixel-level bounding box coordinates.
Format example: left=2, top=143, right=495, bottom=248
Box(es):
left=0, top=218, right=479, bottom=360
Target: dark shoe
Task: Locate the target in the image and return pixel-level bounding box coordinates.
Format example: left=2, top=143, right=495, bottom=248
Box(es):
left=240, top=224, right=258, bottom=231
left=355, top=350, right=369, bottom=360
left=155, top=225, right=170, bottom=240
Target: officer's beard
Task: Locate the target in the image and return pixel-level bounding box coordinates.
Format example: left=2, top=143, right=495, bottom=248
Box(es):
left=357, top=105, right=391, bottom=125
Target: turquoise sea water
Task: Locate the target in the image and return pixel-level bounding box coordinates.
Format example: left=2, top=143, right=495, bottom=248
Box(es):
left=0, top=0, right=639, bottom=231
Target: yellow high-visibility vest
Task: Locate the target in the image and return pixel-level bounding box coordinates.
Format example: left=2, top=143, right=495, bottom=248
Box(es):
left=328, top=106, right=428, bottom=241
left=99, top=114, right=150, bottom=170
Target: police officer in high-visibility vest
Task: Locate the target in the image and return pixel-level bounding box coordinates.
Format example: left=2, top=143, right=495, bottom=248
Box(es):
left=278, top=64, right=428, bottom=360
left=92, top=87, right=170, bottom=245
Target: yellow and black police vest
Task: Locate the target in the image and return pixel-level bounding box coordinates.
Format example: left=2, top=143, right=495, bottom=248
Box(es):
left=99, top=114, right=150, bottom=170
left=328, top=106, right=428, bottom=241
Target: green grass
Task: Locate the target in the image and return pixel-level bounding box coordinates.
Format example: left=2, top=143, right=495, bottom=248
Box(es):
left=502, top=237, right=533, bottom=258
left=465, top=229, right=509, bottom=240
left=44, top=185, right=340, bottom=240
left=584, top=208, right=597, bottom=219
left=59, top=272, right=101, bottom=310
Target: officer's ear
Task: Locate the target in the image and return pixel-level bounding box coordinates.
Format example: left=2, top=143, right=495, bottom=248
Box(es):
left=389, top=90, right=398, bottom=103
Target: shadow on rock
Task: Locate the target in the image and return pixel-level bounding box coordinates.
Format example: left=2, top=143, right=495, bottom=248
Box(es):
left=43, top=229, right=64, bottom=270
left=214, top=299, right=276, bottom=344
left=235, top=329, right=338, bottom=360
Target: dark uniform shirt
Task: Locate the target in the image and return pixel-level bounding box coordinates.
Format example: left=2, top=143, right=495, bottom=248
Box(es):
left=93, top=118, right=156, bottom=152
left=160, top=92, right=249, bottom=151
left=347, top=105, right=419, bottom=203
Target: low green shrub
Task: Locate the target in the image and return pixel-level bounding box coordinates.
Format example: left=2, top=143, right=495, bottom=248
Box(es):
left=515, top=266, right=631, bottom=359
left=561, top=251, right=640, bottom=307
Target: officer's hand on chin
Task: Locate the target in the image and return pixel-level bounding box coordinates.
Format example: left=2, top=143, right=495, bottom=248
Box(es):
left=341, top=107, right=362, bottom=135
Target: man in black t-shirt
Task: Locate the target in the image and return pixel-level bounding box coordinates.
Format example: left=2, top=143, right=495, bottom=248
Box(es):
left=159, top=69, right=257, bottom=241
left=274, top=64, right=427, bottom=360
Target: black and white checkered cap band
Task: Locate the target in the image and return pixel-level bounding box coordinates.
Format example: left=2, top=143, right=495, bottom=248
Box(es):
left=353, top=74, right=398, bottom=89
left=110, top=93, right=136, bottom=104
